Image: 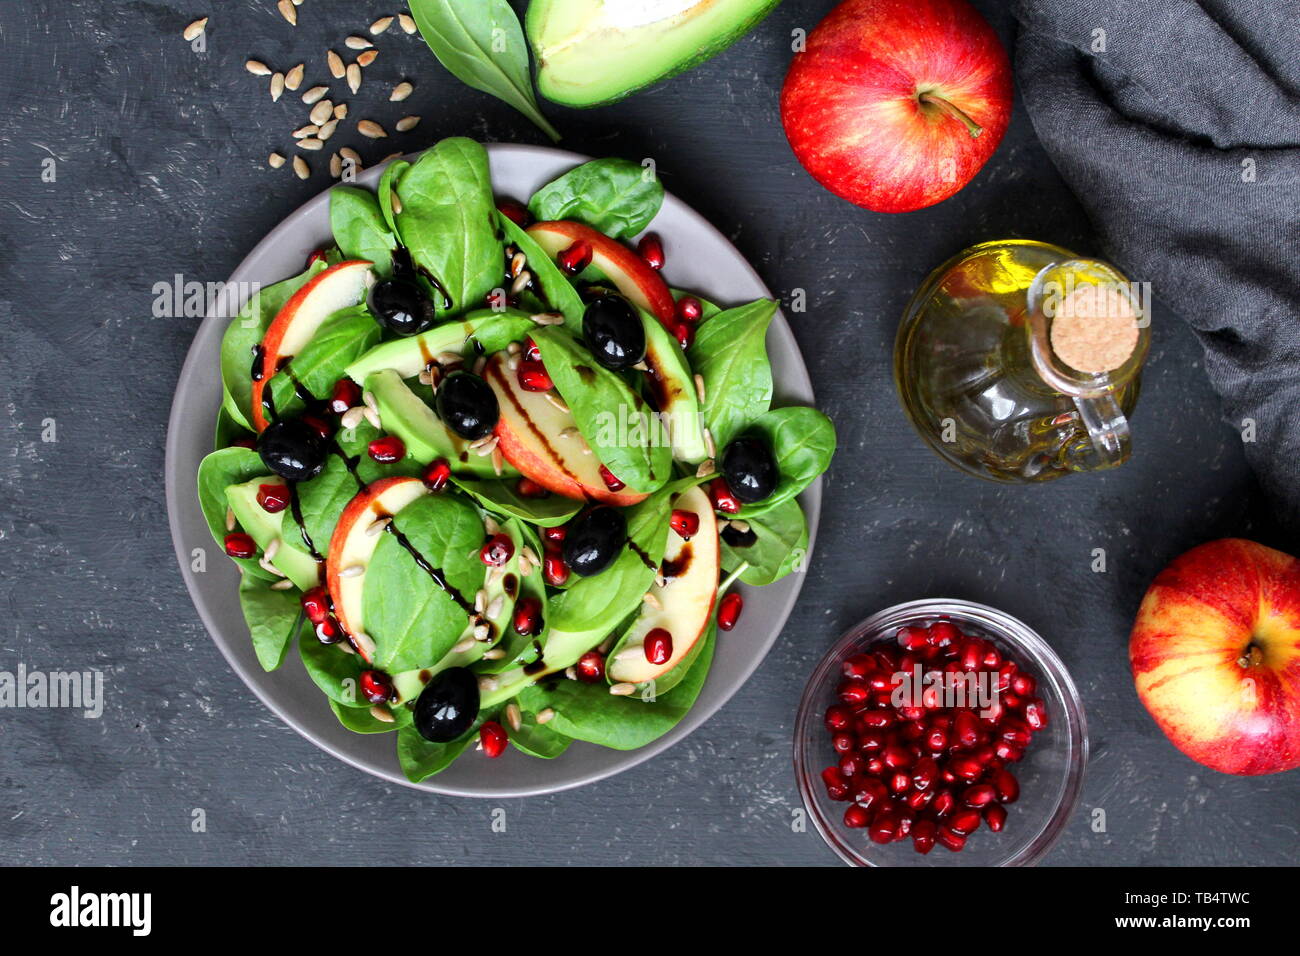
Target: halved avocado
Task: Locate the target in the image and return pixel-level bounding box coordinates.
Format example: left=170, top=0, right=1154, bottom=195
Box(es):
left=640, top=310, right=708, bottom=463
left=527, top=0, right=782, bottom=108
left=226, top=479, right=321, bottom=591
left=364, top=369, right=516, bottom=479
left=345, top=309, right=536, bottom=383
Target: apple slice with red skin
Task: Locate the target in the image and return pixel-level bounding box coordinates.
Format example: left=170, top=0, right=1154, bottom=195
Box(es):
left=607, top=485, right=719, bottom=685
left=526, top=220, right=675, bottom=324
left=251, top=259, right=374, bottom=431
left=483, top=352, right=648, bottom=507
left=325, top=475, right=428, bottom=663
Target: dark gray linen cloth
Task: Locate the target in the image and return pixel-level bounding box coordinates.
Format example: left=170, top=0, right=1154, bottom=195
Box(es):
left=1013, top=0, right=1300, bottom=532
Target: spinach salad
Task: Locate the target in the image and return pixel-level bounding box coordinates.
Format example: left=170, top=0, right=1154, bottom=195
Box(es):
left=200, top=137, right=836, bottom=781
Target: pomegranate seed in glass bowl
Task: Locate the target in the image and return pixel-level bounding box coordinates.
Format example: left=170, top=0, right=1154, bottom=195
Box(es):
left=793, top=599, right=1087, bottom=866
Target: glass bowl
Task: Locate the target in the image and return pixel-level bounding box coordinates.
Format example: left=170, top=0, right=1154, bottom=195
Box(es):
left=794, top=599, right=1087, bottom=866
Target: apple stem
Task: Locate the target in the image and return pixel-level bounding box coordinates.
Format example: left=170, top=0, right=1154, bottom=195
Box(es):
left=1238, top=644, right=1263, bottom=668
left=918, top=92, right=984, bottom=139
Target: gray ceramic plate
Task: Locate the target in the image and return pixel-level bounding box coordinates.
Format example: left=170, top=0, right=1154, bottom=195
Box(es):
left=165, top=143, right=820, bottom=796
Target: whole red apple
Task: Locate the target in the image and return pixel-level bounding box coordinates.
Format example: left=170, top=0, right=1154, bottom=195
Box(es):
left=780, top=0, right=1012, bottom=213
left=1129, top=538, right=1300, bottom=775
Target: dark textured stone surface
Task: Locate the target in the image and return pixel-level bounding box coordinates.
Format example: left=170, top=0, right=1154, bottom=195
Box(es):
left=0, top=0, right=1292, bottom=865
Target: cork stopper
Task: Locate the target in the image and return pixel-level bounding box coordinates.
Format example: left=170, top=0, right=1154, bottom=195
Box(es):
left=1048, top=284, right=1140, bottom=374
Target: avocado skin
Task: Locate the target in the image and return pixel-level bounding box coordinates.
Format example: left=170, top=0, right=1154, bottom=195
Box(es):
left=527, top=0, right=783, bottom=109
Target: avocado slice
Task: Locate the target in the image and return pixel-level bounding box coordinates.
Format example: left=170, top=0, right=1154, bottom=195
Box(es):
left=364, top=369, right=517, bottom=479
left=641, top=311, right=708, bottom=463
left=345, top=308, right=537, bottom=383
left=527, top=0, right=781, bottom=108
left=226, top=479, right=321, bottom=591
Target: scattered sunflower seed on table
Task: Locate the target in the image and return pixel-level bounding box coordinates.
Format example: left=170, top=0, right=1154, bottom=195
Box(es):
left=277, top=0, right=297, bottom=26
left=182, top=18, right=207, bottom=41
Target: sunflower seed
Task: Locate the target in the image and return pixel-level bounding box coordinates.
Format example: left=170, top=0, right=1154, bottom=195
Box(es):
left=333, top=102, right=348, bottom=120
left=270, top=578, right=296, bottom=591
left=610, top=683, right=637, bottom=696
left=225, top=507, right=236, bottom=531
left=345, top=35, right=373, bottom=50
left=509, top=251, right=528, bottom=278
left=486, top=595, right=504, bottom=619
left=246, top=59, right=271, bottom=76
left=318, top=119, right=338, bottom=140
left=391, top=193, right=403, bottom=213
left=654, top=570, right=666, bottom=588
left=536, top=707, right=555, bottom=725
left=336, top=641, right=355, bottom=655
left=478, top=676, right=499, bottom=692
left=301, top=85, right=328, bottom=105
left=729, top=519, right=751, bottom=534
left=643, top=591, right=662, bottom=609
left=293, top=155, right=309, bottom=179
left=340, top=564, right=365, bottom=578
left=453, top=637, right=477, bottom=654
left=277, top=0, right=297, bottom=26
left=564, top=667, right=577, bottom=680
left=357, top=119, right=387, bottom=139
left=352, top=631, right=377, bottom=660
left=363, top=407, right=381, bottom=430
left=309, top=99, right=333, bottom=125
left=694, top=373, right=706, bottom=403
left=474, top=589, right=487, bottom=613
left=696, top=459, right=716, bottom=478
left=326, top=152, right=340, bottom=178
left=365, top=517, right=391, bottom=537
left=436, top=350, right=463, bottom=367
left=390, top=81, right=414, bottom=102
left=340, top=406, right=364, bottom=429
left=285, top=63, right=304, bottom=91
left=270, top=72, right=286, bottom=101
left=473, top=436, right=498, bottom=457
left=395, top=114, right=420, bottom=133
left=370, top=16, right=394, bottom=35
left=292, top=124, right=318, bottom=138
left=362, top=389, right=378, bottom=411
left=297, top=138, right=324, bottom=151
left=505, top=703, right=522, bottom=732
left=474, top=621, right=491, bottom=641
left=358, top=50, right=378, bottom=68
left=347, top=63, right=362, bottom=94
left=530, top=311, right=564, bottom=326
left=264, top=538, right=281, bottom=561
left=506, top=341, right=521, bottom=356
left=491, top=447, right=504, bottom=476
left=484, top=516, right=501, bottom=536
left=511, top=270, right=531, bottom=296
left=259, top=556, right=287, bottom=577
left=183, top=18, right=208, bottom=42
left=399, top=13, right=417, bottom=33
left=614, top=645, right=643, bottom=662
left=326, top=50, right=345, bottom=79
left=703, top=427, right=716, bottom=459
left=521, top=546, right=540, bottom=569
left=559, top=426, right=579, bottom=438
left=482, top=648, right=506, bottom=660
left=544, top=393, right=570, bottom=414
left=369, top=704, right=395, bottom=723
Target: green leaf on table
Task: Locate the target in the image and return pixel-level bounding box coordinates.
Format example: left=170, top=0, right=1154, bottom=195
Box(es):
left=687, top=298, right=776, bottom=450
left=408, top=1, right=560, bottom=142
left=528, top=158, right=663, bottom=240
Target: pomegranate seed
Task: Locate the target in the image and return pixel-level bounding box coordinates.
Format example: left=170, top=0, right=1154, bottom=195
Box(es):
left=637, top=233, right=665, bottom=270
left=556, top=239, right=592, bottom=274
left=824, top=705, right=853, bottom=732
left=854, top=778, right=888, bottom=809
left=517, top=360, right=553, bottom=391
left=954, top=709, right=979, bottom=748
left=302, top=414, right=334, bottom=440
left=937, top=826, right=967, bottom=852
left=422, top=458, right=451, bottom=491
left=543, top=548, right=570, bottom=586
left=516, top=476, right=549, bottom=498
left=993, top=769, right=1020, bottom=803
left=598, top=465, right=625, bottom=492
left=223, top=532, right=257, bottom=559
left=1011, top=673, right=1036, bottom=696
left=897, top=626, right=929, bottom=650
left=912, top=818, right=937, bottom=854
left=948, top=808, right=982, bottom=835
left=985, top=804, right=1008, bottom=832
left=821, top=766, right=849, bottom=801
left=708, top=477, right=741, bottom=514
left=306, top=247, right=329, bottom=267
left=1024, top=698, right=1048, bottom=730
left=888, top=771, right=911, bottom=794
left=982, top=646, right=1001, bottom=668
left=644, top=628, right=673, bottom=665
left=963, top=783, right=997, bottom=807
left=329, top=378, right=362, bottom=414
left=543, top=524, right=567, bottom=544
left=863, top=756, right=885, bottom=775
left=831, top=732, right=856, bottom=754
left=480, top=533, right=514, bottom=567
left=997, top=661, right=1018, bottom=692
left=229, top=437, right=257, bottom=450
left=928, top=620, right=961, bottom=646
left=868, top=811, right=898, bottom=845
left=895, top=811, right=914, bottom=840
left=496, top=198, right=531, bottom=228
left=843, top=804, right=870, bottom=828
left=479, top=721, right=508, bottom=758
left=1002, top=692, right=1024, bottom=710
left=717, top=591, right=744, bottom=631
left=931, top=789, right=956, bottom=817
left=675, top=296, right=703, bottom=323
left=959, top=640, right=983, bottom=672
left=669, top=509, right=699, bottom=540
left=838, top=752, right=866, bottom=778
left=671, top=321, right=694, bottom=350
left=368, top=436, right=405, bottom=463
left=842, top=654, right=875, bottom=679
left=300, top=587, right=330, bottom=625
left=574, top=651, right=604, bottom=683
left=859, top=711, right=892, bottom=729
left=925, top=726, right=949, bottom=751
left=837, top=680, right=870, bottom=705
left=912, top=756, right=938, bottom=790
left=314, top=616, right=342, bottom=645
left=905, top=788, right=933, bottom=811
left=524, top=337, right=541, bottom=361
left=257, top=483, right=290, bottom=513
left=359, top=669, right=394, bottom=704
left=512, top=596, right=543, bottom=636
left=882, top=743, right=912, bottom=770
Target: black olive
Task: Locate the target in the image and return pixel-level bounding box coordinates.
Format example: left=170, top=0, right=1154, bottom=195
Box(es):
left=368, top=277, right=437, bottom=336
left=258, top=417, right=328, bottom=483
left=413, top=667, right=480, bottom=743
left=562, top=507, right=627, bottom=577
left=582, top=294, right=645, bottom=371
left=436, top=371, right=499, bottom=440
left=721, top=435, right=778, bottom=504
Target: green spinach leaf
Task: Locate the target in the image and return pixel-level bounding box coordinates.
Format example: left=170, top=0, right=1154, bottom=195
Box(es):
left=330, top=186, right=397, bottom=277
left=378, top=159, right=411, bottom=235
left=330, top=699, right=412, bottom=733
left=264, top=306, right=380, bottom=419
left=528, top=158, right=664, bottom=239
left=687, top=298, right=776, bottom=450
left=498, top=212, right=584, bottom=330
left=735, top=407, right=836, bottom=517
left=197, top=446, right=277, bottom=580
left=408, top=1, right=560, bottom=142
left=397, top=710, right=492, bottom=782
left=451, top=475, right=583, bottom=527
left=395, top=138, right=504, bottom=318
left=299, top=633, right=367, bottom=706
left=721, top=497, right=808, bottom=585
left=508, top=714, right=571, bottom=758
left=477, top=522, right=548, bottom=674
left=238, top=575, right=306, bottom=671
